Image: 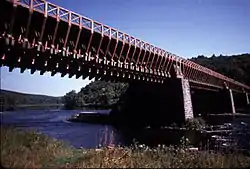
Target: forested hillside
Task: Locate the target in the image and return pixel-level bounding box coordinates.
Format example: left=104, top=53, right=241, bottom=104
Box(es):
left=0, top=89, right=61, bottom=111
left=190, top=53, right=250, bottom=86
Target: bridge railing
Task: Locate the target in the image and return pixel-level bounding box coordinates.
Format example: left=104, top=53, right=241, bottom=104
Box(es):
left=1, top=0, right=250, bottom=92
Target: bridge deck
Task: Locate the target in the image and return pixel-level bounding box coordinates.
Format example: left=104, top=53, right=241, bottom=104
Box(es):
left=0, top=0, right=249, bottom=92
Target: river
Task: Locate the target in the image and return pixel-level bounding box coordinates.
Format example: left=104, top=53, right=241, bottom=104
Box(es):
left=1, top=109, right=250, bottom=151
left=0, top=109, right=123, bottom=148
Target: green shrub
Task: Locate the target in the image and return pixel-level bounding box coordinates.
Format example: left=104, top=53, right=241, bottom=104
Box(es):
left=184, top=117, right=206, bottom=130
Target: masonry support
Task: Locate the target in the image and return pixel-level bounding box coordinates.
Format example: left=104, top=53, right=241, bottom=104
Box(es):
left=160, top=77, right=194, bottom=122
left=109, top=76, right=194, bottom=127
left=180, top=78, right=194, bottom=120
left=109, top=63, right=194, bottom=126
left=173, top=64, right=194, bottom=120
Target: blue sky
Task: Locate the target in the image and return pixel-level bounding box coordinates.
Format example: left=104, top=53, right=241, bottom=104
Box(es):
left=1, top=0, right=250, bottom=96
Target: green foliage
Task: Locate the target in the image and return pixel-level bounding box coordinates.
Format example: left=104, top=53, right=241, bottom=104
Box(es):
left=184, top=117, right=206, bottom=130
left=62, top=90, right=77, bottom=110
left=180, top=136, right=191, bottom=147
left=62, top=81, right=128, bottom=109
left=0, top=89, right=61, bottom=111
left=190, top=53, right=250, bottom=86
left=2, top=127, right=250, bottom=168
left=1, top=126, right=75, bottom=168
left=79, top=81, right=128, bottom=105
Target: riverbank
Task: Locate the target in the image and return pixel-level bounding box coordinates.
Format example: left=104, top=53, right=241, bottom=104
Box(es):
left=68, top=112, right=111, bottom=124
left=1, top=126, right=250, bottom=168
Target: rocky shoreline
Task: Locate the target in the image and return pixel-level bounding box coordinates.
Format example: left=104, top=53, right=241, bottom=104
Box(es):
left=67, top=112, right=112, bottom=124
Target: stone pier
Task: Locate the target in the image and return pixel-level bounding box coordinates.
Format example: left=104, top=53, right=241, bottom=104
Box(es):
left=110, top=77, right=194, bottom=127
left=181, top=78, right=194, bottom=120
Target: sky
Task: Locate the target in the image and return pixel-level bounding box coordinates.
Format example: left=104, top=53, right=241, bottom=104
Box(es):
left=1, top=0, right=250, bottom=96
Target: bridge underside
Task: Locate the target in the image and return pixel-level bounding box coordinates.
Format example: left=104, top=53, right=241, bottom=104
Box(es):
left=0, top=0, right=168, bottom=83
left=110, top=78, right=192, bottom=127
left=110, top=78, right=250, bottom=127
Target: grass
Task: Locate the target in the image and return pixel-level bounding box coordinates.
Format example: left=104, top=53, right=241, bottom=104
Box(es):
left=1, top=126, right=250, bottom=168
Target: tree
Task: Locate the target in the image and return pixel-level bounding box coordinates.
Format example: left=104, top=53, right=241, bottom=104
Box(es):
left=197, top=55, right=205, bottom=58
left=190, top=53, right=250, bottom=86
left=63, top=90, right=77, bottom=110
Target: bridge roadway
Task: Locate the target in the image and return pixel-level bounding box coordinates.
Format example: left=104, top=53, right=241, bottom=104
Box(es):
left=0, top=0, right=249, bottom=93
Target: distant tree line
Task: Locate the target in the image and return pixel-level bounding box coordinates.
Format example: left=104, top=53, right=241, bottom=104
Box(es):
left=0, top=90, right=61, bottom=111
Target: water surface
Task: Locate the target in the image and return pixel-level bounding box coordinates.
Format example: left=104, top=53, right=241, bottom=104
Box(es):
left=1, top=110, right=121, bottom=148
